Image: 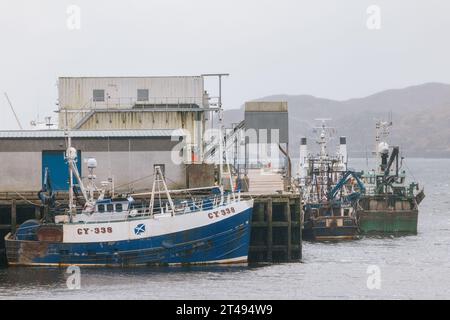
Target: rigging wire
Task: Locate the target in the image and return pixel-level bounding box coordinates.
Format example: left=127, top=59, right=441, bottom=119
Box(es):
left=14, top=192, right=40, bottom=207
left=402, top=158, right=418, bottom=183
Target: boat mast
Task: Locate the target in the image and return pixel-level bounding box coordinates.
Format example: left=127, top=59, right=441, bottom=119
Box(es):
left=313, top=119, right=334, bottom=200
left=221, top=126, right=236, bottom=201
left=64, top=110, right=75, bottom=218
left=375, top=119, right=392, bottom=172
left=66, top=133, right=75, bottom=217
left=314, top=119, right=333, bottom=161
left=149, top=166, right=175, bottom=216
left=201, top=74, right=230, bottom=201
left=219, top=126, right=223, bottom=191
left=64, top=122, right=94, bottom=214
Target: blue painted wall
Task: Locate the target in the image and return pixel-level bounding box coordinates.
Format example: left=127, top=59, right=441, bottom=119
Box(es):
left=42, top=151, right=82, bottom=191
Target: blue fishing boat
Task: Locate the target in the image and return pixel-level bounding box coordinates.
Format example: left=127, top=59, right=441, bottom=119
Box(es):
left=5, top=134, right=253, bottom=267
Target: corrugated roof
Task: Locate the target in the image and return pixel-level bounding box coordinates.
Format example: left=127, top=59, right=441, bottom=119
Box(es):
left=0, top=129, right=186, bottom=139
left=59, top=76, right=202, bottom=79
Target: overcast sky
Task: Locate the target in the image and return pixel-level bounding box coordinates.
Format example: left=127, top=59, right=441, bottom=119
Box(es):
left=0, top=0, right=449, bottom=129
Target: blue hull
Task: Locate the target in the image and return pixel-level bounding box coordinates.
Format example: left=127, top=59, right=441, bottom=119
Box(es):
left=5, top=208, right=252, bottom=267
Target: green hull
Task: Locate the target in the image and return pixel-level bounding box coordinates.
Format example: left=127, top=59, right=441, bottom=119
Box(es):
left=357, top=210, right=418, bottom=235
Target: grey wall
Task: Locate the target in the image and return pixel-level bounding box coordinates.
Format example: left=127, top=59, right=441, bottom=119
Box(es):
left=244, top=112, right=289, bottom=144
left=244, top=103, right=289, bottom=169
left=58, top=77, right=205, bottom=111
left=81, top=151, right=186, bottom=193
left=0, top=152, right=42, bottom=192
left=0, top=137, right=186, bottom=192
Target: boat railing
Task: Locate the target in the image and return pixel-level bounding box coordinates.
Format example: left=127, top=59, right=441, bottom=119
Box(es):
left=364, top=186, right=377, bottom=196
left=87, top=96, right=206, bottom=110
left=125, top=192, right=241, bottom=220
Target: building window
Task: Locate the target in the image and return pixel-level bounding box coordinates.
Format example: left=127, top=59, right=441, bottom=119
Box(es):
left=93, top=89, right=105, bottom=102
left=137, top=89, right=149, bottom=101
left=154, top=164, right=165, bottom=177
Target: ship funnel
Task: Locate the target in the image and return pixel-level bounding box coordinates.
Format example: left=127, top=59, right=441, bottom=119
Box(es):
left=339, top=136, right=348, bottom=168
left=298, top=137, right=308, bottom=179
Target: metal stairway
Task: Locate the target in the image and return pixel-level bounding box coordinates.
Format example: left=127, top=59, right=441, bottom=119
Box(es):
left=203, top=120, right=245, bottom=163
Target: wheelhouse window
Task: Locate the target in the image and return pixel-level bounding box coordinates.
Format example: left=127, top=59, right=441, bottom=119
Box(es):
left=93, top=89, right=105, bottom=102
left=107, top=204, right=114, bottom=212
left=116, top=203, right=123, bottom=212
left=137, top=89, right=149, bottom=102
left=98, top=204, right=105, bottom=213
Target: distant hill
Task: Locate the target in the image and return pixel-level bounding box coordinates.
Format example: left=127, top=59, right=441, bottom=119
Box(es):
left=223, top=83, right=450, bottom=158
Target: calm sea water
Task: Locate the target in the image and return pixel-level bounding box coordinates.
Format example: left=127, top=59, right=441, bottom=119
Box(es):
left=1, top=158, right=449, bottom=300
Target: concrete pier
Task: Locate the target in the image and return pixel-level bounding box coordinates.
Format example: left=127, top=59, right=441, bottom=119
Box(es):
left=245, top=193, right=302, bottom=263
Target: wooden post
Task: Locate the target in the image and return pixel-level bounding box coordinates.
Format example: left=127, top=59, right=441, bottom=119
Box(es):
left=257, top=202, right=264, bottom=222
left=297, top=196, right=302, bottom=260
left=43, top=205, right=49, bottom=222
left=35, top=205, right=41, bottom=220
left=286, top=201, right=292, bottom=261
left=267, top=199, right=273, bottom=262
left=11, top=199, right=17, bottom=233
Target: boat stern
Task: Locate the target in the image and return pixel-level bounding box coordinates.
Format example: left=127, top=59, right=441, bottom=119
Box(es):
left=311, top=216, right=359, bottom=241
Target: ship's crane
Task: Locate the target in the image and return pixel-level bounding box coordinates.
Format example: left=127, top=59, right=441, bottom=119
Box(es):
left=383, top=146, right=400, bottom=177
left=327, top=170, right=366, bottom=202
left=38, top=167, right=56, bottom=222
left=38, top=167, right=56, bottom=207
left=376, top=146, right=402, bottom=193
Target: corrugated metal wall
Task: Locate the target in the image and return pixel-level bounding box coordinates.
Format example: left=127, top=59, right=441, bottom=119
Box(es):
left=58, top=76, right=205, bottom=110
left=57, top=77, right=208, bottom=163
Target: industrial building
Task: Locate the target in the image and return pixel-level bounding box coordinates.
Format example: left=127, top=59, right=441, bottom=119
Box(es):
left=203, top=100, right=290, bottom=193
left=0, top=75, right=222, bottom=193
left=0, top=129, right=187, bottom=193
left=57, top=76, right=215, bottom=163
left=244, top=101, right=289, bottom=169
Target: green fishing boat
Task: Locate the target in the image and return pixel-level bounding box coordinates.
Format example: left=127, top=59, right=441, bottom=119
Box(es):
left=357, top=120, right=425, bottom=235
